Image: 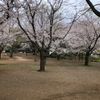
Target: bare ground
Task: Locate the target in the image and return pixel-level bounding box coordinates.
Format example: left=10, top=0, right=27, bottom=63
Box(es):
left=0, top=55, right=100, bottom=100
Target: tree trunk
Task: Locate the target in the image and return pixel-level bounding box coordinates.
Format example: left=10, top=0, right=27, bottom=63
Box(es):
left=57, top=55, right=60, bottom=60
left=10, top=49, right=13, bottom=58
left=38, top=51, right=46, bottom=72
left=34, top=50, right=38, bottom=62
left=84, top=52, right=90, bottom=66
left=0, top=48, right=4, bottom=59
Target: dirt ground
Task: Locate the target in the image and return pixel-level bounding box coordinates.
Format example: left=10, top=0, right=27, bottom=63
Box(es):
left=0, top=55, right=100, bottom=100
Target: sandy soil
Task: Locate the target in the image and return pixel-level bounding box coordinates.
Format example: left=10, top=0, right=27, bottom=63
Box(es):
left=0, top=57, right=100, bottom=100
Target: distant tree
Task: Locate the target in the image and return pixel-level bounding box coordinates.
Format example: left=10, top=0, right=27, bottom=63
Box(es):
left=0, top=0, right=17, bottom=59
left=70, top=15, right=100, bottom=66
left=0, top=0, right=14, bottom=24
left=2, top=19, right=22, bottom=58
left=0, top=23, right=14, bottom=59
left=7, top=39, right=21, bottom=58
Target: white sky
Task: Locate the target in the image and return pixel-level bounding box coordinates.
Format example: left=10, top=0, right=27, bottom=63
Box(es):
left=69, top=0, right=100, bottom=4
left=67, top=0, right=100, bottom=14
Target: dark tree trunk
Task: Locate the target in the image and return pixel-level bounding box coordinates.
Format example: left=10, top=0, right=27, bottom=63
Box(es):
left=84, top=52, right=90, bottom=66
left=57, top=55, right=60, bottom=60
left=0, top=47, right=4, bottom=59
left=9, top=49, right=13, bottom=58
left=38, top=50, right=46, bottom=72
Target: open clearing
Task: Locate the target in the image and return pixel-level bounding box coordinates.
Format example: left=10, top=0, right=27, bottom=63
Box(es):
left=0, top=55, right=100, bottom=100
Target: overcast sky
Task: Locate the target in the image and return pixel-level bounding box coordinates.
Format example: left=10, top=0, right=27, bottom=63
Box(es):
left=68, top=0, right=100, bottom=13
left=69, top=0, right=100, bottom=4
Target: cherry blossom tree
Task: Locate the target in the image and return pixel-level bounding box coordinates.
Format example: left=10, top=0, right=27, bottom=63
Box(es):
left=15, top=0, right=66, bottom=71
left=0, top=0, right=14, bottom=24
left=69, top=14, right=100, bottom=65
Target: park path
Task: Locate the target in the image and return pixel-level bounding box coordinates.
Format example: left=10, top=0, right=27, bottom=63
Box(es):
left=14, top=56, right=30, bottom=61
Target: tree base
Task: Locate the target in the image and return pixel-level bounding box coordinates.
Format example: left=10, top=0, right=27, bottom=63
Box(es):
left=37, top=69, right=45, bottom=72
left=84, top=64, right=88, bottom=66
